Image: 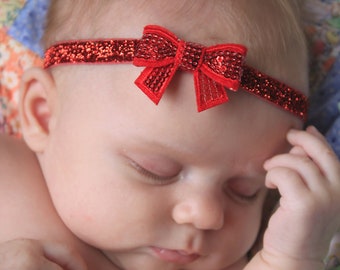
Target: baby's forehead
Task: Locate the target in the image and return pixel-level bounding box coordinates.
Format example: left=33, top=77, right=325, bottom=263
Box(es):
left=46, top=0, right=302, bottom=46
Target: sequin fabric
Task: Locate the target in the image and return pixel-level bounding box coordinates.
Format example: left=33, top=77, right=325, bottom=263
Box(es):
left=241, top=66, right=308, bottom=120
left=44, top=25, right=308, bottom=120
left=44, top=39, right=137, bottom=67
left=178, top=42, right=204, bottom=72
left=205, top=49, right=244, bottom=82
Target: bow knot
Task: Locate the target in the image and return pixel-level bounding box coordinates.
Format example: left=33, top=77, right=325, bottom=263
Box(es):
left=177, top=42, right=204, bottom=72
left=133, top=25, right=247, bottom=111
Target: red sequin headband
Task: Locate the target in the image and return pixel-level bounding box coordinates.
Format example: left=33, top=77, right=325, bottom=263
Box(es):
left=44, top=25, right=308, bottom=120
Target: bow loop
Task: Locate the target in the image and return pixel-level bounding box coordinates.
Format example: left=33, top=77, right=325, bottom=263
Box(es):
left=134, top=26, right=178, bottom=67
left=133, top=25, right=247, bottom=111
left=201, top=44, right=246, bottom=91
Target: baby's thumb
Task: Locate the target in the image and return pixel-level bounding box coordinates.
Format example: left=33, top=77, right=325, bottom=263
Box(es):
left=43, top=242, right=87, bottom=270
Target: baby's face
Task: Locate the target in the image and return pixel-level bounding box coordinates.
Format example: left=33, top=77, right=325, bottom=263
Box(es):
left=40, top=62, right=300, bottom=270
left=38, top=2, right=305, bottom=269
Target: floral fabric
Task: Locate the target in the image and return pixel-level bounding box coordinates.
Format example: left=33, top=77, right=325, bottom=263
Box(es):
left=0, top=29, right=42, bottom=135
left=0, top=0, right=46, bottom=136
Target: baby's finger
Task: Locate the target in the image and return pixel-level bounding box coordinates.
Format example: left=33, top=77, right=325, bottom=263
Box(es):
left=0, top=239, right=64, bottom=270
left=265, top=165, right=312, bottom=198
left=0, top=256, right=65, bottom=270
left=40, top=259, right=66, bottom=270
left=43, top=241, right=87, bottom=270
left=306, top=125, right=329, bottom=143
left=264, top=153, right=326, bottom=192
left=0, top=239, right=87, bottom=270
left=287, top=128, right=340, bottom=184
left=289, top=145, right=307, bottom=156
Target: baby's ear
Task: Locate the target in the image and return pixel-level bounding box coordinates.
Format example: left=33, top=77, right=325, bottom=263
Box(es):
left=19, top=67, right=57, bottom=153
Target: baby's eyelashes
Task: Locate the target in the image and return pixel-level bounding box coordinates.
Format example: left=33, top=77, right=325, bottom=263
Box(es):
left=224, top=177, right=264, bottom=203
left=122, top=151, right=183, bottom=184
left=128, top=159, right=180, bottom=184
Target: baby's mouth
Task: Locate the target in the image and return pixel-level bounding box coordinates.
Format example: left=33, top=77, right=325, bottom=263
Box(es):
left=150, top=246, right=201, bottom=264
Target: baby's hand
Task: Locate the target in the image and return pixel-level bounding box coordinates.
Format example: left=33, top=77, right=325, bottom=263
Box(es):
left=260, top=126, right=340, bottom=269
left=0, top=238, right=87, bottom=270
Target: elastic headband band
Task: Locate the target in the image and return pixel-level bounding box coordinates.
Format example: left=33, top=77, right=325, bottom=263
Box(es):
left=44, top=25, right=308, bottom=120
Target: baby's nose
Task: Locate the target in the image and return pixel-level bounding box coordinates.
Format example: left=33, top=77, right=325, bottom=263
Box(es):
left=172, top=191, right=224, bottom=231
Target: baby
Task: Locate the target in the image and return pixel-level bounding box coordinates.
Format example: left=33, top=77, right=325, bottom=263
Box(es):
left=0, top=0, right=340, bottom=269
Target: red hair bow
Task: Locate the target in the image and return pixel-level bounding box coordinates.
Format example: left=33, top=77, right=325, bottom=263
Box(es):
left=133, top=25, right=247, bottom=111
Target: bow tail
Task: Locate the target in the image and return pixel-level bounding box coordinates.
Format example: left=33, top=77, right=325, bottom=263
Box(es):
left=194, top=71, right=229, bottom=112
left=134, top=63, right=177, bottom=105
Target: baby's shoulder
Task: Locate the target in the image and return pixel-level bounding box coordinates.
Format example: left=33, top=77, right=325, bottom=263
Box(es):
left=0, top=134, right=66, bottom=242
left=0, top=134, right=38, bottom=175
left=0, top=134, right=44, bottom=195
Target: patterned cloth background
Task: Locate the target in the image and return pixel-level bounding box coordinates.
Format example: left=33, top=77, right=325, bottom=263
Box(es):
left=305, top=0, right=340, bottom=161
left=0, top=0, right=339, bottom=269
left=0, top=0, right=47, bottom=136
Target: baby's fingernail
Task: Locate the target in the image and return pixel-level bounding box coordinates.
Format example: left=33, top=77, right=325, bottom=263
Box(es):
left=307, top=125, right=319, bottom=133
left=288, top=129, right=298, bottom=135
left=263, top=159, right=271, bottom=169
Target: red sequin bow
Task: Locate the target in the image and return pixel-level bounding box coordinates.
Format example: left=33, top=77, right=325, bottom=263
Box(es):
left=133, top=25, right=246, bottom=111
